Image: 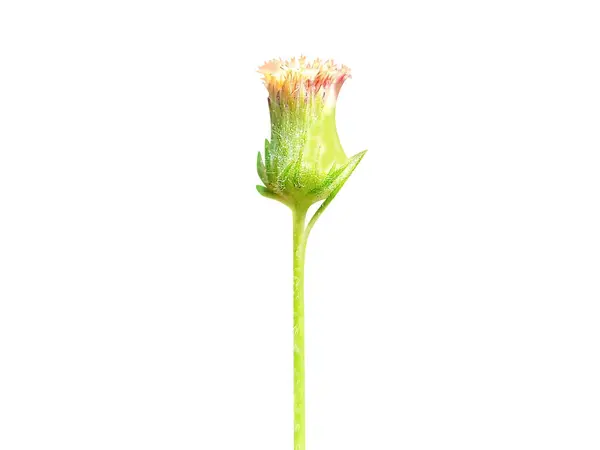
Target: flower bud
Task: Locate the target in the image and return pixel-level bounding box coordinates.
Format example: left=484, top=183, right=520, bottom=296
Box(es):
left=256, top=57, right=366, bottom=208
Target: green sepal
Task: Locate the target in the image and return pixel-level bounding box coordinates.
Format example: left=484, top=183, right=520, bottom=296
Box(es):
left=257, top=151, right=268, bottom=185
left=277, top=160, right=295, bottom=190
left=264, top=139, right=271, bottom=183
left=256, top=185, right=281, bottom=202
left=309, top=150, right=367, bottom=200
left=308, top=165, right=344, bottom=198
left=291, top=155, right=304, bottom=189
left=305, top=150, right=367, bottom=235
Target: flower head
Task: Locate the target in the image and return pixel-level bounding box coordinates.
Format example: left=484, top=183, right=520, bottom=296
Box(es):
left=256, top=57, right=365, bottom=208
left=258, top=57, right=351, bottom=110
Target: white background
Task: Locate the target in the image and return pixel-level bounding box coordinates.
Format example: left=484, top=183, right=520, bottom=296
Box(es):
left=1, top=1, right=599, bottom=449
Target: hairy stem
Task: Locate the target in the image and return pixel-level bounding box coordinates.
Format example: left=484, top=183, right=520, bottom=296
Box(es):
left=292, top=205, right=308, bottom=450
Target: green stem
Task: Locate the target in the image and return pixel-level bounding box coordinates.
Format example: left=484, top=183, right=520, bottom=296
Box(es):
left=292, top=205, right=308, bottom=450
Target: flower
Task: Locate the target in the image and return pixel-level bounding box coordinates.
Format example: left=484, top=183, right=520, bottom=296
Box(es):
left=258, top=56, right=351, bottom=110
left=253, top=58, right=368, bottom=450
left=256, top=57, right=365, bottom=208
